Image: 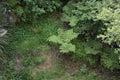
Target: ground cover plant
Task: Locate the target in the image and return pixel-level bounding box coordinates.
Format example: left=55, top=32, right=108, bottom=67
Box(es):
left=0, top=0, right=120, bottom=80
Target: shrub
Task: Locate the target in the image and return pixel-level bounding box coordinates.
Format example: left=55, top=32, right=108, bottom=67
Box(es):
left=72, top=39, right=102, bottom=66
left=6, top=0, right=62, bottom=22
left=101, top=47, right=120, bottom=70
left=97, top=0, right=120, bottom=53
left=57, top=0, right=120, bottom=70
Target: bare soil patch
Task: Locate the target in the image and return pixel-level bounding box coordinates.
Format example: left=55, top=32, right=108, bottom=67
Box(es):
left=32, top=46, right=57, bottom=75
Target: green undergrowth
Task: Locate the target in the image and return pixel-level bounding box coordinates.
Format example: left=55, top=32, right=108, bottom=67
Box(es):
left=35, top=68, right=65, bottom=80
left=1, top=13, right=62, bottom=80
left=0, top=13, right=119, bottom=80
left=64, top=72, right=101, bottom=80
left=6, top=13, right=61, bottom=55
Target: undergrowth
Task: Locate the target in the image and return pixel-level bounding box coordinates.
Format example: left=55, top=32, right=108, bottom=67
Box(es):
left=0, top=13, right=62, bottom=80
left=0, top=13, right=119, bottom=80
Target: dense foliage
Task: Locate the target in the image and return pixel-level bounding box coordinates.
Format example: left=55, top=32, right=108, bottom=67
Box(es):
left=49, top=0, right=120, bottom=70
left=97, top=0, right=120, bottom=54
left=0, top=0, right=120, bottom=79
left=6, top=0, right=62, bottom=22
left=5, top=0, right=120, bottom=70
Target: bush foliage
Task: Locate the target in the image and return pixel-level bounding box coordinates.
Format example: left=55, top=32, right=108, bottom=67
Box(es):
left=6, top=0, right=62, bottom=22
left=1, top=0, right=120, bottom=73
left=49, top=0, right=120, bottom=70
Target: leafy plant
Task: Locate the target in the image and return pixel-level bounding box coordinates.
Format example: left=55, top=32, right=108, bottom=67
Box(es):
left=72, top=40, right=102, bottom=66
left=80, top=64, right=87, bottom=73
left=101, top=47, right=120, bottom=70
left=6, top=0, right=62, bottom=22
left=96, top=0, right=120, bottom=66
left=62, top=0, right=120, bottom=70
left=63, top=0, right=99, bottom=26
left=48, top=28, right=78, bottom=53
left=97, top=0, right=120, bottom=53
left=62, top=0, right=104, bottom=40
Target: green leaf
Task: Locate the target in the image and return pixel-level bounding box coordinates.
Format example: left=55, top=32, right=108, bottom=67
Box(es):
left=48, top=35, right=62, bottom=44
left=60, top=29, right=78, bottom=43
left=60, top=43, right=75, bottom=53
left=69, top=16, right=79, bottom=27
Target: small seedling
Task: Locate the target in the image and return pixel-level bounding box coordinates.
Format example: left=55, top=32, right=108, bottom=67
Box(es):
left=80, top=64, right=87, bottom=73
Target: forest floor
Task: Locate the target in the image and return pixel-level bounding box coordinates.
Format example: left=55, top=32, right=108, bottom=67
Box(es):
left=1, top=13, right=119, bottom=80
left=30, top=45, right=120, bottom=80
